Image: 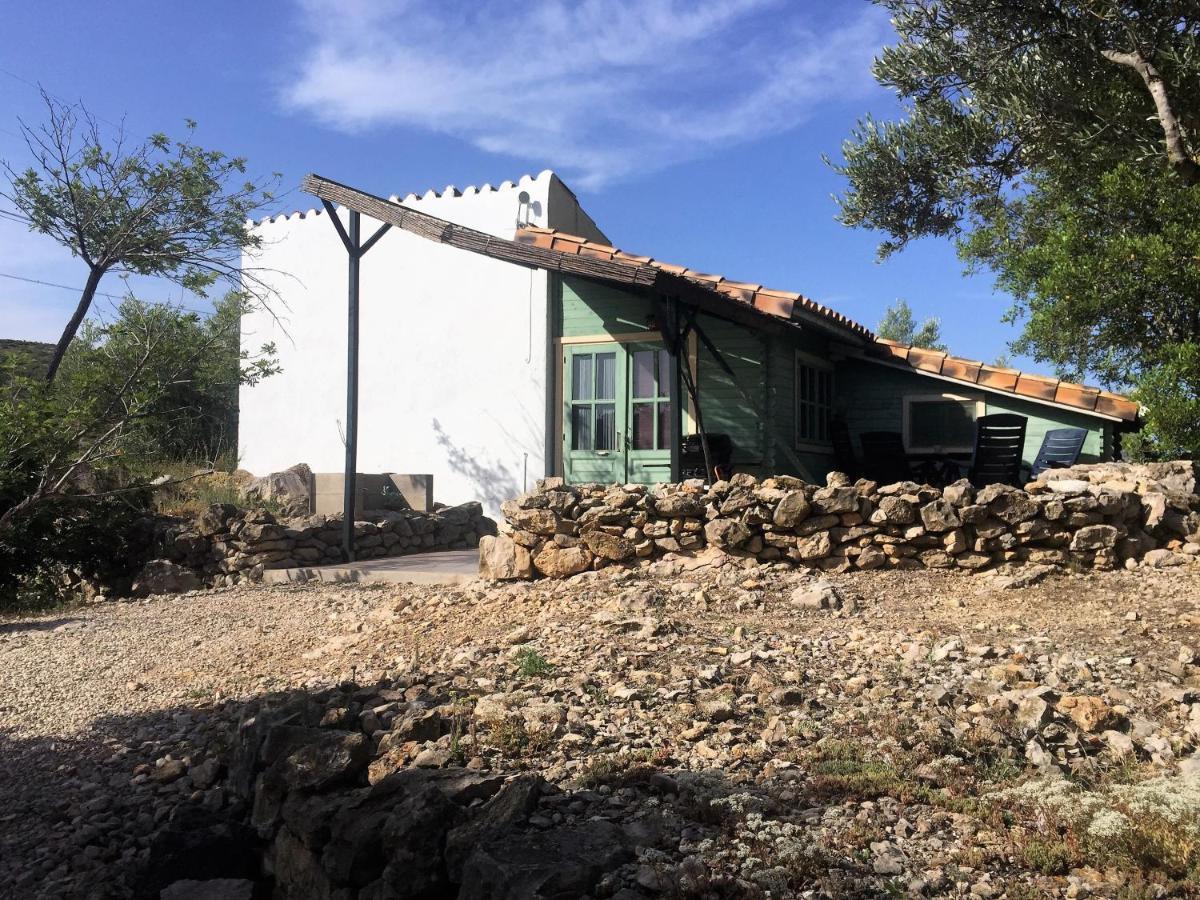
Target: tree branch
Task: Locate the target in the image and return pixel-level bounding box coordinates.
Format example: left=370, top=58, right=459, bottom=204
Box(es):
left=1100, top=47, right=1200, bottom=185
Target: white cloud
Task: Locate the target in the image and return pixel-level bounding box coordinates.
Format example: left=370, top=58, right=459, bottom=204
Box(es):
left=283, top=0, right=892, bottom=189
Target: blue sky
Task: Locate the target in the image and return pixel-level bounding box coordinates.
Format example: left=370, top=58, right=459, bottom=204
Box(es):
left=0, top=0, right=1028, bottom=368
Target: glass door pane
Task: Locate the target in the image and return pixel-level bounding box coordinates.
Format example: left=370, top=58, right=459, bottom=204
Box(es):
left=595, top=352, right=616, bottom=400
left=632, top=350, right=655, bottom=399
left=631, top=402, right=655, bottom=449
left=571, top=404, right=592, bottom=450
left=571, top=354, right=593, bottom=401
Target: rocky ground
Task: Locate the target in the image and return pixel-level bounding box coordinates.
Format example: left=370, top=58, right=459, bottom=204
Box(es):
left=3, top=562, right=1200, bottom=899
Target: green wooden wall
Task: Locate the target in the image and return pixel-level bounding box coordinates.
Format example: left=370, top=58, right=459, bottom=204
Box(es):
left=693, top=315, right=769, bottom=472
left=557, top=276, right=1114, bottom=484
left=836, top=359, right=1111, bottom=467
left=984, top=392, right=1111, bottom=463
left=560, top=277, right=656, bottom=338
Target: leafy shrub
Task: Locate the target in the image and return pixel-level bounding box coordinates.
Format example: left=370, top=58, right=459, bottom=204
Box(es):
left=514, top=647, right=554, bottom=678
left=0, top=493, right=156, bottom=611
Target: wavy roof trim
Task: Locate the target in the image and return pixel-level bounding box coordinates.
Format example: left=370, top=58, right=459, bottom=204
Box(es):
left=251, top=170, right=558, bottom=228
left=516, top=226, right=1139, bottom=423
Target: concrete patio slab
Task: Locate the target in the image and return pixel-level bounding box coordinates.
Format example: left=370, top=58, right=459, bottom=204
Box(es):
left=262, top=549, right=480, bottom=587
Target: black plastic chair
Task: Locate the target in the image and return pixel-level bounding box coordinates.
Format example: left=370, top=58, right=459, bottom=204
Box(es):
left=859, top=431, right=912, bottom=485
left=1029, top=427, right=1087, bottom=478
left=681, top=432, right=734, bottom=481
left=968, top=414, right=1028, bottom=487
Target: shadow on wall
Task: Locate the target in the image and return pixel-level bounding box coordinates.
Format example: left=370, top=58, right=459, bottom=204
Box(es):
left=432, top=418, right=521, bottom=510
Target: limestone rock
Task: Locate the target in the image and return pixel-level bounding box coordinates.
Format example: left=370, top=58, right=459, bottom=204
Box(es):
left=790, top=580, right=841, bottom=610
left=243, top=463, right=312, bottom=517
left=1057, top=696, right=1122, bottom=733
left=1070, top=524, right=1119, bottom=551
left=876, top=496, right=917, bottom=525
left=704, top=517, right=751, bottom=549
left=652, top=494, right=705, bottom=517
left=132, top=560, right=201, bottom=597
left=478, top=534, right=533, bottom=581
left=161, top=880, right=255, bottom=900
left=580, top=529, right=635, bottom=561
left=457, top=819, right=631, bottom=900
left=772, top=491, right=811, bottom=528
left=533, top=543, right=593, bottom=578
left=920, top=498, right=961, bottom=533
left=511, top=508, right=559, bottom=537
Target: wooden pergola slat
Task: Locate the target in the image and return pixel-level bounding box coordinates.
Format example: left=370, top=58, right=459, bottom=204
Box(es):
left=302, top=174, right=660, bottom=288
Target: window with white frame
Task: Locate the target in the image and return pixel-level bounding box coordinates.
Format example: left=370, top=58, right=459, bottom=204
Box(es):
left=795, top=353, right=833, bottom=446
left=903, top=393, right=984, bottom=453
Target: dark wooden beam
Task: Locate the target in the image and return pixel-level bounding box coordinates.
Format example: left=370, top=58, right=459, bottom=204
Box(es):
left=303, top=173, right=660, bottom=288
left=304, top=173, right=871, bottom=347
left=343, top=210, right=361, bottom=562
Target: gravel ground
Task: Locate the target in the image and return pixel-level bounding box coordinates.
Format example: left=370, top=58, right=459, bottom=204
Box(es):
left=2, top=564, right=1200, bottom=898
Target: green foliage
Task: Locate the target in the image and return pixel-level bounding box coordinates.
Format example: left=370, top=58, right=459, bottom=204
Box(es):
left=0, top=340, right=53, bottom=379
left=832, top=1, right=1200, bottom=456
left=876, top=299, right=946, bottom=350
left=2, top=92, right=277, bottom=381
left=0, top=295, right=277, bottom=609
left=514, top=647, right=553, bottom=678
left=0, top=493, right=155, bottom=612
left=963, top=164, right=1200, bottom=456
left=57, top=292, right=278, bottom=464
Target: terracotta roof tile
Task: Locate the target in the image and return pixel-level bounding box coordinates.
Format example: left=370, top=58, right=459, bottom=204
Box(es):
left=515, top=227, right=1139, bottom=423
left=941, top=357, right=982, bottom=383
left=1096, top=392, right=1140, bottom=420
left=753, top=291, right=796, bottom=318
left=515, top=226, right=874, bottom=340
left=651, top=261, right=689, bottom=276
left=908, top=347, right=948, bottom=373
left=550, top=237, right=582, bottom=254
left=578, top=244, right=616, bottom=261
left=977, top=365, right=1021, bottom=392
left=1015, top=372, right=1060, bottom=401
left=870, top=343, right=1138, bottom=422
left=1054, top=382, right=1099, bottom=410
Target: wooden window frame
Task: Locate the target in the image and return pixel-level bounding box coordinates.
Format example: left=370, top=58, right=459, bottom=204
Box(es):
left=794, top=351, right=834, bottom=451
left=902, top=392, right=985, bottom=454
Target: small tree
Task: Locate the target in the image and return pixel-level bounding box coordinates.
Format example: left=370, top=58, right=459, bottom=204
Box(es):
left=0, top=294, right=276, bottom=526
left=59, top=292, right=279, bottom=464
left=876, top=299, right=946, bottom=350
left=1, top=91, right=277, bottom=382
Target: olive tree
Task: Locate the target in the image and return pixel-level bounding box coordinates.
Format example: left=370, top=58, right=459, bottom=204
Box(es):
left=831, top=1, right=1200, bottom=455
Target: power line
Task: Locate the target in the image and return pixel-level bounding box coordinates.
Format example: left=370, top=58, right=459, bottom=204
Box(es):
left=0, top=271, right=213, bottom=314
left=0, top=65, right=127, bottom=135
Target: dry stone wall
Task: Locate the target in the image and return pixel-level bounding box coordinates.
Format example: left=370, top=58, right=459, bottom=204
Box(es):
left=481, top=463, right=1200, bottom=581
left=146, top=502, right=495, bottom=592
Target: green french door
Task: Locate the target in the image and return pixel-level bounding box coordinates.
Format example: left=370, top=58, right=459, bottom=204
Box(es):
left=564, top=343, right=674, bottom=485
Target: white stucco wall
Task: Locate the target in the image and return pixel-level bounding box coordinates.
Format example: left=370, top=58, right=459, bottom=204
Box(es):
left=238, top=171, right=605, bottom=515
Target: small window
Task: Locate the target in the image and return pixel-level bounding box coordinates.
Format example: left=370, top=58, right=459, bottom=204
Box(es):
left=903, top=394, right=982, bottom=453
left=795, top=354, right=833, bottom=446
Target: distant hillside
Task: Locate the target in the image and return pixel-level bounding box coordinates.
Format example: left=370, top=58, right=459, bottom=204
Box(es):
left=0, top=339, right=54, bottom=378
